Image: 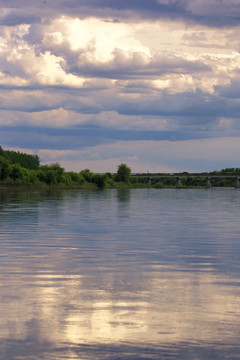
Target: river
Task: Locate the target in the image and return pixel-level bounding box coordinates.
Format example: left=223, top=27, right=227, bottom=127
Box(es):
left=0, top=188, right=240, bottom=359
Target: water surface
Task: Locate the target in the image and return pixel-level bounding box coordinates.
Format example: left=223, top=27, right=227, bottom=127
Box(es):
left=0, top=188, right=240, bottom=359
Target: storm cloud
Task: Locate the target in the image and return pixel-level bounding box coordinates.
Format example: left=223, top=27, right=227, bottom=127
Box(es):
left=1, top=1, right=240, bottom=26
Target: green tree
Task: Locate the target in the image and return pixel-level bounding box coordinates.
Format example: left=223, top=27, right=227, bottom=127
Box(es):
left=10, top=163, right=24, bottom=181
left=0, top=146, right=5, bottom=157
left=105, top=172, right=114, bottom=187
left=45, top=170, right=58, bottom=185
left=27, top=170, right=39, bottom=185
left=67, top=172, right=84, bottom=184
left=0, top=156, right=10, bottom=180
left=92, top=174, right=106, bottom=189
left=80, top=169, right=93, bottom=182
left=61, top=173, right=71, bottom=185
left=3, top=150, right=40, bottom=169
left=39, top=163, right=64, bottom=184
left=115, top=163, right=131, bottom=184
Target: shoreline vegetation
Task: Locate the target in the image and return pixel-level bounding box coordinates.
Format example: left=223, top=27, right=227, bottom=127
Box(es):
left=0, top=146, right=240, bottom=190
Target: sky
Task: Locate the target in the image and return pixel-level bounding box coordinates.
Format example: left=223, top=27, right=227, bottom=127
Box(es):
left=1, top=0, right=240, bottom=173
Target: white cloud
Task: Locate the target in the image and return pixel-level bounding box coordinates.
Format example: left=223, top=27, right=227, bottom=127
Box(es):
left=1, top=9, right=240, bottom=171
left=93, top=111, right=170, bottom=130
left=1, top=16, right=240, bottom=95
left=0, top=24, right=86, bottom=87
left=47, top=17, right=151, bottom=63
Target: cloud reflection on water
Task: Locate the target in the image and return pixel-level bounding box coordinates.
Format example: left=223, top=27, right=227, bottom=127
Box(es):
left=0, top=189, right=240, bottom=359
left=1, top=267, right=240, bottom=358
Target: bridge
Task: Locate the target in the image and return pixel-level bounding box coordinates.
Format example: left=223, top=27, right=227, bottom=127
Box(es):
left=131, top=174, right=240, bottom=188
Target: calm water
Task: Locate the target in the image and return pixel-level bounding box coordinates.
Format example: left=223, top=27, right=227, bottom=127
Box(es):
left=0, top=188, right=240, bottom=360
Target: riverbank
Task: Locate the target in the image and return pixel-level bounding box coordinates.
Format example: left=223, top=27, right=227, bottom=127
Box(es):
left=1, top=147, right=240, bottom=189
left=0, top=182, right=211, bottom=191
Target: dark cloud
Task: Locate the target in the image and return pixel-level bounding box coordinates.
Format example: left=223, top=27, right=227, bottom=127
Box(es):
left=0, top=123, right=230, bottom=153
left=0, top=90, right=64, bottom=113
left=0, top=125, right=108, bottom=150
left=67, top=51, right=210, bottom=80
left=57, top=0, right=240, bottom=27
left=1, top=86, right=239, bottom=135
left=215, top=80, right=240, bottom=99
left=71, top=0, right=240, bottom=27
left=1, top=0, right=240, bottom=27
left=95, top=90, right=240, bottom=127
left=0, top=9, right=41, bottom=26
left=60, top=0, right=182, bottom=18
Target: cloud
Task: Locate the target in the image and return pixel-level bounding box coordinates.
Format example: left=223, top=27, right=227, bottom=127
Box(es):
left=28, top=137, right=240, bottom=173
left=215, top=79, right=240, bottom=99
left=0, top=90, right=64, bottom=112
left=1, top=17, right=237, bottom=94
left=1, top=2, right=240, bottom=172
left=1, top=0, right=240, bottom=27
left=68, top=50, right=209, bottom=80
left=0, top=8, right=41, bottom=26
left=186, top=0, right=240, bottom=17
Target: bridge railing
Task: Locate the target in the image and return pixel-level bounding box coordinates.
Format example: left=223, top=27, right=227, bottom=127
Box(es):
left=130, top=174, right=240, bottom=188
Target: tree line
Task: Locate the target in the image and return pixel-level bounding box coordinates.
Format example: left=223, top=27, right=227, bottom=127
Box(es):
left=0, top=146, right=239, bottom=189
left=0, top=146, right=40, bottom=170
left=0, top=146, right=132, bottom=189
